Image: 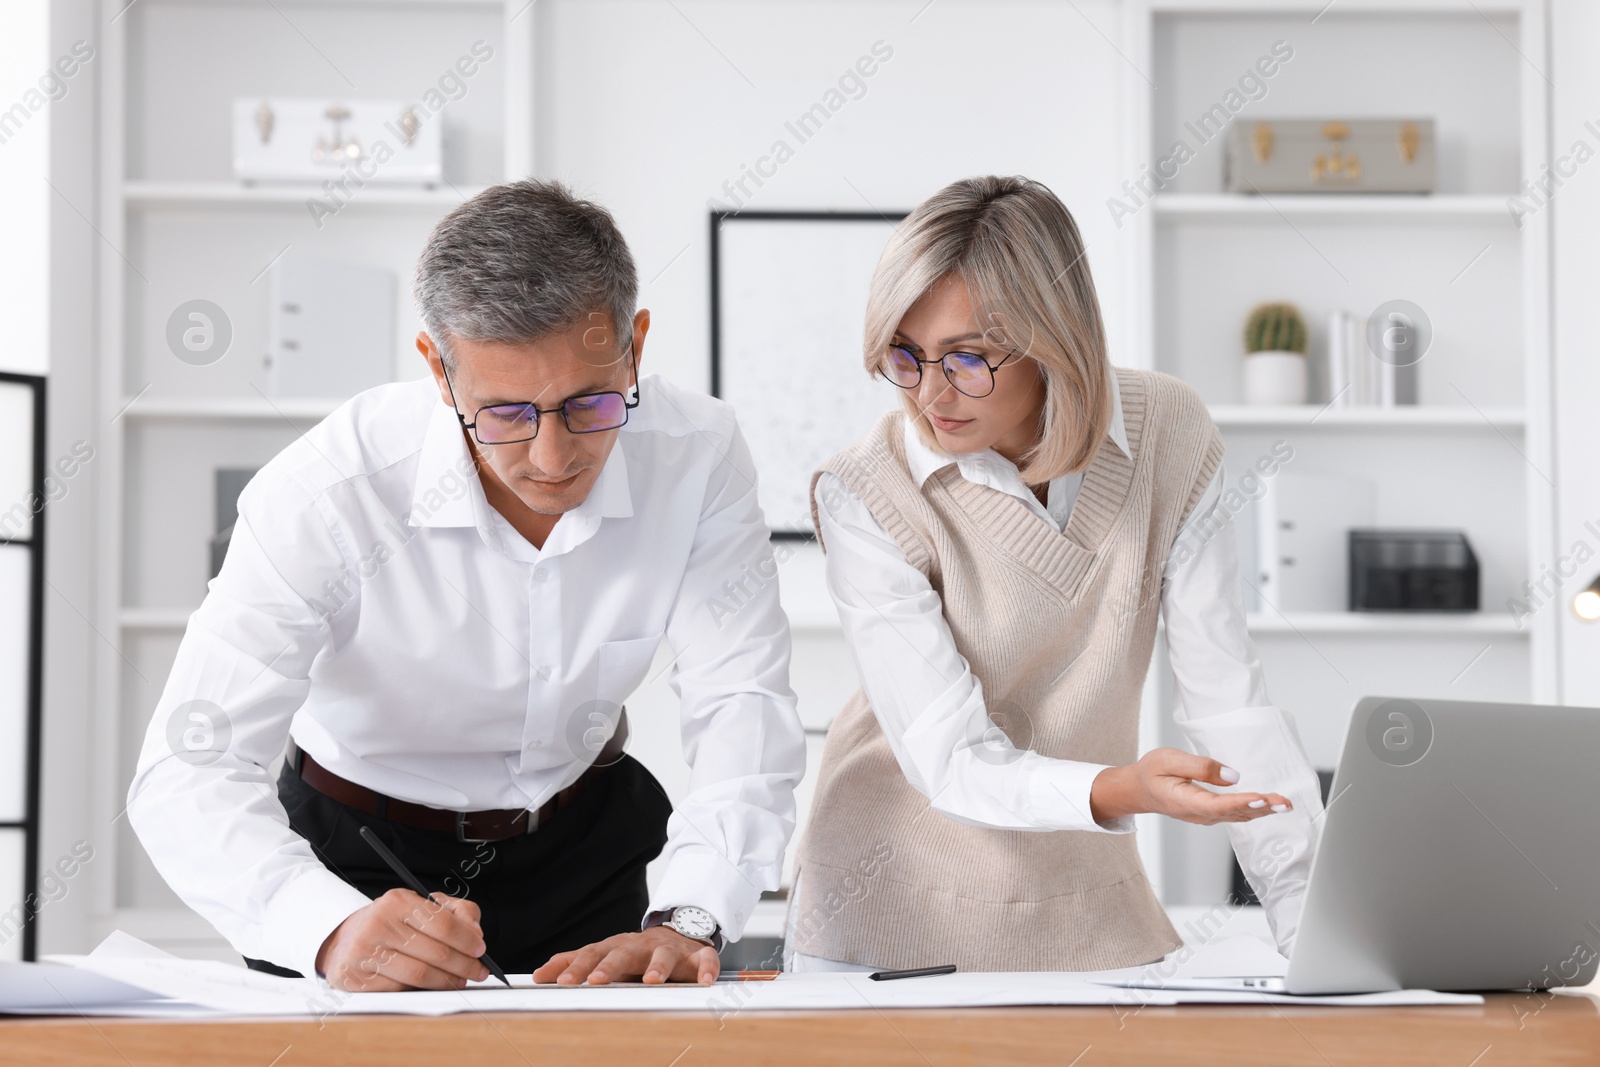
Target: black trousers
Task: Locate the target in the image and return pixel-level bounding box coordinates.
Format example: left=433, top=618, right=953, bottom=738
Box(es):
left=244, top=754, right=672, bottom=978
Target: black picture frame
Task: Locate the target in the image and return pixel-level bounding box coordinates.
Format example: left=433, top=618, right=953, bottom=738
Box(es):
left=709, top=209, right=909, bottom=540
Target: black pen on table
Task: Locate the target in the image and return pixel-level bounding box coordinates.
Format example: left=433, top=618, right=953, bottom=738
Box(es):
left=868, top=964, right=957, bottom=982
left=358, top=825, right=511, bottom=987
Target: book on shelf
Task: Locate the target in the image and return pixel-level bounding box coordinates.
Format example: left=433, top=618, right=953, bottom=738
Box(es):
left=1325, top=308, right=1418, bottom=408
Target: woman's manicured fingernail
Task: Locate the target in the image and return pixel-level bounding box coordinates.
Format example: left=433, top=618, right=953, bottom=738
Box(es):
left=1247, top=799, right=1266, bottom=809
left=1220, top=767, right=1241, bottom=784
left=1272, top=803, right=1288, bottom=812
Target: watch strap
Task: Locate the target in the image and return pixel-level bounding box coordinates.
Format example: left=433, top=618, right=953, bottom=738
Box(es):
left=643, top=906, right=725, bottom=953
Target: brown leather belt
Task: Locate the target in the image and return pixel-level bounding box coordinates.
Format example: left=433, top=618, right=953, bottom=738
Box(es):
left=289, top=710, right=629, bottom=843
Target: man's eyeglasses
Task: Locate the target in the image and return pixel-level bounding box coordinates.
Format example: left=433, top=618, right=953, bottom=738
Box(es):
left=880, top=342, right=1021, bottom=399
left=443, top=342, right=640, bottom=445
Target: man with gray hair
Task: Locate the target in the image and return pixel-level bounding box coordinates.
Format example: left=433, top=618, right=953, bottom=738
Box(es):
left=127, top=180, right=805, bottom=990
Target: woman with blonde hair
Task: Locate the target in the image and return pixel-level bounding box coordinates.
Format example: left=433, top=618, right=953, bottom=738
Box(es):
left=786, top=175, right=1323, bottom=972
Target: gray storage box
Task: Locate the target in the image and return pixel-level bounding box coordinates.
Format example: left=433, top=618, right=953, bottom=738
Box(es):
left=1225, top=118, right=1436, bottom=194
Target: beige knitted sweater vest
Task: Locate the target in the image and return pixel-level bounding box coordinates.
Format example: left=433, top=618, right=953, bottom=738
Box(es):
left=790, top=368, right=1225, bottom=972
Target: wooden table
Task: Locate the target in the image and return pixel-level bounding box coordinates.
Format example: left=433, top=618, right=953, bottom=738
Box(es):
left=2, top=993, right=1596, bottom=1066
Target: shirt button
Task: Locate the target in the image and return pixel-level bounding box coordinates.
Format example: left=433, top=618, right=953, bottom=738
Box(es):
left=536, top=665, right=551, bottom=681
left=533, top=568, right=548, bottom=582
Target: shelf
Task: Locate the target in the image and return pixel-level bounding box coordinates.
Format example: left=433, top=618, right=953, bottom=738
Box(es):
left=120, top=608, right=194, bottom=631
left=147, top=0, right=505, bottom=7
left=119, top=395, right=347, bottom=420
left=1150, top=0, right=1523, bottom=12
left=124, top=181, right=491, bottom=208
left=1152, top=194, right=1514, bottom=222
left=1208, top=405, right=1525, bottom=429
left=1245, top=611, right=1525, bottom=635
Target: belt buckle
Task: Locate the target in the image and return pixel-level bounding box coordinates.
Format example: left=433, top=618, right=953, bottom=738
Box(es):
left=455, top=808, right=534, bottom=843
left=455, top=810, right=495, bottom=844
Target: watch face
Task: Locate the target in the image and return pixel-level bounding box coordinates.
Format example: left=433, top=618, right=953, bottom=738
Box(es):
left=670, top=906, right=718, bottom=940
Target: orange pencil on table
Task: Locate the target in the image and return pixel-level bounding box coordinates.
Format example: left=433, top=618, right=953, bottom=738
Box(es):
left=716, top=970, right=781, bottom=982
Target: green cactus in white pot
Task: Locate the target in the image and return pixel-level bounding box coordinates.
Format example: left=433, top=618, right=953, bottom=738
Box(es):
left=1242, top=301, right=1309, bottom=405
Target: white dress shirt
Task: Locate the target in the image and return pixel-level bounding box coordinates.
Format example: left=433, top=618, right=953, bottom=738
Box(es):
left=809, top=372, right=1324, bottom=956
left=126, top=373, right=806, bottom=980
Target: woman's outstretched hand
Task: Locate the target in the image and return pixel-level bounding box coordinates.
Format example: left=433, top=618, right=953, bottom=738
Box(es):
left=1090, top=748, right=1292, bottom=826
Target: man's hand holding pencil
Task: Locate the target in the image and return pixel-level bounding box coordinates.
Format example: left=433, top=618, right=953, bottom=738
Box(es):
left=315, top=886, right=493, bottom=992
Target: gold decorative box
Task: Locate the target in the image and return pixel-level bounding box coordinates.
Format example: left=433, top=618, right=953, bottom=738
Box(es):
left=1224, top=118, right=1436, bottom=194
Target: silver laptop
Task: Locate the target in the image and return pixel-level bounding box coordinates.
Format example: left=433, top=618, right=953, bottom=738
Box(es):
left=1165, top=696, right=1600, bottom=994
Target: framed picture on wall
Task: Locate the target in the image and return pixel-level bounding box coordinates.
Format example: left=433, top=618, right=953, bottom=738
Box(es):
left=710, top=210, right=908, bottom=539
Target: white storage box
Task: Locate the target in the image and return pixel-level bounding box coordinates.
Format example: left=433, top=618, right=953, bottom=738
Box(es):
left=232, top=97, right=443, bottom=185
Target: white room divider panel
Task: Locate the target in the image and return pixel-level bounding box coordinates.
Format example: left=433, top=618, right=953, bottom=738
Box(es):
left=0, top=373, right=46, bottom=961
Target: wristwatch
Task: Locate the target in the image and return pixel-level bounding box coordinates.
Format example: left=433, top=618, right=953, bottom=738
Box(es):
left=644, top=905, right=724, bottom=952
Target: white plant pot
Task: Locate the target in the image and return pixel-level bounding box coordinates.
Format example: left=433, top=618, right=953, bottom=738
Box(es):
left=1242, top=350, right=1308, bottom=405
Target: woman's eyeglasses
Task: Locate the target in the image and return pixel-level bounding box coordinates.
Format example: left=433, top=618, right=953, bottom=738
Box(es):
left=444, top=343, right=640, bottom=445
left=880, top=342, right=1020, bottom=399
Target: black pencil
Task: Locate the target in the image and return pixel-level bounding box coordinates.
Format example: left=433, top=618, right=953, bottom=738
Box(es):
left=358, top=825, right=511, bottom=987
left=868, top=964, right=957, bottom=982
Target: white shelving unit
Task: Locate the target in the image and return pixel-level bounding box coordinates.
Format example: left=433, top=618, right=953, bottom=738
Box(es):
left=1121, top=0, right=1553, bottom=906
left=91, top=0, right=536, bottom=956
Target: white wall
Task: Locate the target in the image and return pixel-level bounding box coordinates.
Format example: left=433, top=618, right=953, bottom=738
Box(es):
left=534, top=0, right=1128, bottom=390
left=0, top=0, right=51, bottom=375
left=527, top=0, right=1130, bottom=886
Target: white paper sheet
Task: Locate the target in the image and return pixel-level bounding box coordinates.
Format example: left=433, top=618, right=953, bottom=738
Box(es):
left=0, top=935, right=212, bottom=1016
left=4, top=931, right=1483, bottom=1018
left=2, top=1000, right=233, bottom=1019
left=1111, top=933, right=1290, bottom=980
left=0, top=961, right=169, bottom=1013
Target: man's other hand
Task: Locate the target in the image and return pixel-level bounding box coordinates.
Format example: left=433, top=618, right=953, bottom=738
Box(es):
left=533, top=927, right=721, bottom=986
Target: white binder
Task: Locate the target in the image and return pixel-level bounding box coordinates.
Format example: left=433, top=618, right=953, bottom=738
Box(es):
left=1256, top=469, right=1376, bottom=612
left=265, top=258, right=396, bottom=399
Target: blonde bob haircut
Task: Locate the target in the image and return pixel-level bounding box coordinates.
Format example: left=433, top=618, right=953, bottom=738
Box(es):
left=863, top=175, right=1112, bottom=485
